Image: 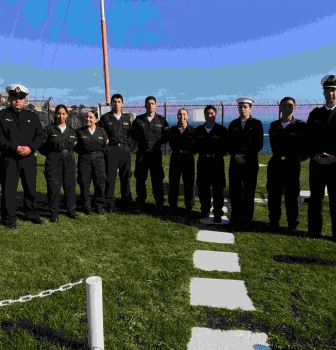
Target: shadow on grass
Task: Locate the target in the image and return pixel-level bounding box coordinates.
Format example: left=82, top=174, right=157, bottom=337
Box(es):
left=1, top=318, right=89, bottom=349
left=273, top=255, right=336, bottom=266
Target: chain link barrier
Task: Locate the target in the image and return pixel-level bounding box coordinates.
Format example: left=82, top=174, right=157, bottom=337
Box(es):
left=0, top=278, right=84, bottom=307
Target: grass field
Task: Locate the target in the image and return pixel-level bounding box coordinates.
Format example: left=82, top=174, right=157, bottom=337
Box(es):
left=0, top=152, right=335, bottom=349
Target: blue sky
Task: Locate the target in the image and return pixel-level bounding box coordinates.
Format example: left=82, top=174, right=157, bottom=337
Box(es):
left=0, top=0, right=336, bottom=105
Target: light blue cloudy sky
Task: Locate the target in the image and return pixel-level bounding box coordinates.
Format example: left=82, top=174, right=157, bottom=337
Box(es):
left=0, top=0, right=335, bottom=105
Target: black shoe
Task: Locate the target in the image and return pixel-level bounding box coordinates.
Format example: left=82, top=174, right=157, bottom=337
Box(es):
left=268, top=222, right=279, bottom=232
left=155, top=204, right=164, bottom=215
left=67, top=211, right=78, bottom=219
left=5, top=223, right=17, bottom=230
left=31, top=218, right=44, bottom=225
left=106, top=207, right=114, bottom=214
left=309, top=231, right=321, bottom=238
left=96, top=208, right=104, bottom=215
left=84, top=208, right=93, bottom=215
left=50, top=214, right=59, bottom=223
left=199, top=211, right=210, bottom=219
left=288, top=225, right=299, bottom=233
left=213, top=215, right=222, bottom=224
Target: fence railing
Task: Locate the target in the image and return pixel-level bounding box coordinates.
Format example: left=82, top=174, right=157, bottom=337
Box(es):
left=0, top=276, right=104, bottom=349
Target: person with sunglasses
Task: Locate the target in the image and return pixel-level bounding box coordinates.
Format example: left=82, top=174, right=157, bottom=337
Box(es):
left=267, top=97, right=307, bottom=232
left=227, top=97, right=264, bottom=230
left=0, top=84, right=44, bottom=229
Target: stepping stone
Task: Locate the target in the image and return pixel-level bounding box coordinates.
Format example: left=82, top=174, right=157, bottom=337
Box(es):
left=259, top=164, right=267, bottom=167
left=254, top=198, right=267, bottom=203
left=188, top=328, right=271, bottom=350
left=190, top=278, right=255, bottom=310
left=193, top=251, right=241, bottom=272
left=210, top=206, right=228, bottom=213
left=197, top=230, right=235, bottom=244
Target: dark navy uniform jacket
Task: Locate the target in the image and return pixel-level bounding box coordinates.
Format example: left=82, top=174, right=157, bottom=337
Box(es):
left=168, top=125, right=195, bottom=153
left=98, top=112, right=131, bottom=151
left=74, top=126, right=109, bottom=155
left=193, top=123, right=228, bottom=156
left=130, top=113, right=170, bottom=152
left=269, top=117, right=307, bottom=161
left=227, top=117, right=263, bottom=161
left=0, top=107, right=43, bottom=157
left=306, top=106, right=336, bottom=158
left=38, top=124, right=77, bottom=156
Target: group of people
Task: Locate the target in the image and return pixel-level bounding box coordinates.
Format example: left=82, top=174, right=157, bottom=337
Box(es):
left=0, top=75, right=335, bottom=241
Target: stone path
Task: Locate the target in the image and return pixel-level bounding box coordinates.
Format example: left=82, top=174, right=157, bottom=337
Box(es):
left=187, top=201, right=272, bottom=350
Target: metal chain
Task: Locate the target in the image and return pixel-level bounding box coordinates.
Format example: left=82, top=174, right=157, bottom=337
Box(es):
left=0, top=278, right=84, bottom=307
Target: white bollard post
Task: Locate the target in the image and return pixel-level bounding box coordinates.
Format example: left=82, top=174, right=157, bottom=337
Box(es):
left=86, top=276, right=104, bottom=350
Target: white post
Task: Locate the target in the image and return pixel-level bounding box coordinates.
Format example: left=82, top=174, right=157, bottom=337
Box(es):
left=86, top=276, right=104, bottom=349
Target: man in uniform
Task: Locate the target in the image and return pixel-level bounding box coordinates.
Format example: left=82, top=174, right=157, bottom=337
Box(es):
left=267, top=97, right=307, bottom=232
left=227, top=97, right=263, bottom=230
left=193, top=105, right=227, bottom=223
left=98, top=94, right=132, bottom=212
left=0, top=84, right=44, bottom=229
left=307, top=75, right=336, bottom=239
left=130, top=96, right=169, bottom=213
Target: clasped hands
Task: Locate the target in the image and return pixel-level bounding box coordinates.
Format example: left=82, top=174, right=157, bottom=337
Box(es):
left=16, top=146, right=32, bottom=157
left=313, top=152, right=336, bottom=165
left=235, top=153, right=246, bottom=164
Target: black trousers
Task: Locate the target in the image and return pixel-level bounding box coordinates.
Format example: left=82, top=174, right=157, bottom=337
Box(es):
left=196, top=155, right=226, bottom=216
left=229, top=158, right=258, bottom=223
left=308, top=160, right=336, bottom=236
left=134, top=150, right=165, bottom=206
left=168, top=152, right=195, bottom=209
left=1, top=154, right=40, bottom=225
left=105, top=146, right=132, bottom=209
left=266, top=157, right=301, bottom=227
left=44, top=152, right=77, bottom=214
left=78, top=153, right=106, bottom=209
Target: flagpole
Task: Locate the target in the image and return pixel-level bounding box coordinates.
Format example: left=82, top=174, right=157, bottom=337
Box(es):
left=100, top=0, right=110, bottom=104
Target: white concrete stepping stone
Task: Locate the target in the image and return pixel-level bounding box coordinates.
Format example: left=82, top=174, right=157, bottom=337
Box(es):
left=190, top=278, right=255, bottom=310
left=194, top=251, right=241, bottom=272
left=254, top=198, right=267, bottom=203
left=259, top=164, right=267, bottom=167
left=188, top=327, right=271, bottom=350
left=197, top=230, right=235, bottom=244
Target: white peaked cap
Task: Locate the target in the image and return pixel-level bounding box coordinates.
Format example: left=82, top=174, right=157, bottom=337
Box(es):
left=5, top=84, right=30, bottom=96
left=236, top=97, right=255, bottom=104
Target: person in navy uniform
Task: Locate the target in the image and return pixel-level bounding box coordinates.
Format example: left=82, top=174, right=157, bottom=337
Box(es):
left=38, top=105, right=78, bottom=222
left=193, top=105, right=228, bottom=223
left=267, top=97, right=307, bottom=232
left=0, top=84, right=44, bottom=229
left=130, top=96, right=169, bottom=213
left=306, top=75, right=336, bottom=239
left=168, top=108, right=195, bottom=216
left=227, top=97, right=263, bottom=229
left=98, top=94, right=133, bottom=213
left=75, top=111, right=109, bottom=215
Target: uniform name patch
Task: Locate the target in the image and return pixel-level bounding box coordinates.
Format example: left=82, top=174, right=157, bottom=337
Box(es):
left=123, top=122, right=129, bottom=125
left=27, top=120, right=30, bottom=122
left=98, top=137, right=103, bottom=139
left=51, top=134, right=58, bottom=137
left=82, top=136, right=87, bottom=139
left=5, top=119, right=12, bottom=122
left=156, top=124, right=162, bottom=128
left=70, top=136, right=75, bottom=138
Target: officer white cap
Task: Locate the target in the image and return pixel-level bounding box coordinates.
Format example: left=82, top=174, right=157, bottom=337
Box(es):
left=236, top=97, right=255, bottom=105
left=320, top=75, right=336, bottom=89
left=5, top=84, right=29, bottom=98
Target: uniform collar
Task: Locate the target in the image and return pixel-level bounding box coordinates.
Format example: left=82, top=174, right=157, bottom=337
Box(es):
left=325, top=104, right=336, bottom=111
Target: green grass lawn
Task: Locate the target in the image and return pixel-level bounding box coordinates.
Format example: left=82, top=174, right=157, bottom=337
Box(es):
left=0, top=153, right=335, bottom=349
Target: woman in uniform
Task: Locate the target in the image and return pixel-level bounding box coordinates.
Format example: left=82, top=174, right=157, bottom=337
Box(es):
left=168, top=108, right=195, bottom=216
left=74, top=111, right=109, bottom=215
left=39, top=104, right=78, bottom=222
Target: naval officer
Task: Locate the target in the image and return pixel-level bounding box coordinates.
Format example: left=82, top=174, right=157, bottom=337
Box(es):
left=0, top=84, right=44, bottom=229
